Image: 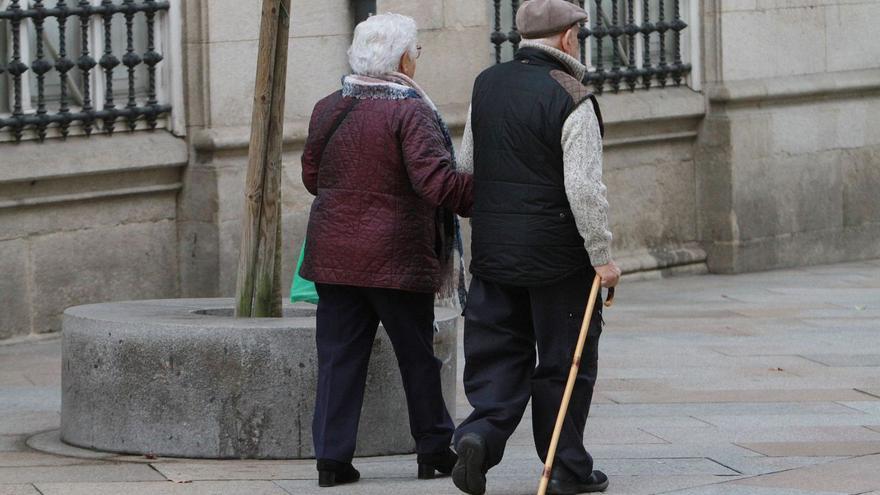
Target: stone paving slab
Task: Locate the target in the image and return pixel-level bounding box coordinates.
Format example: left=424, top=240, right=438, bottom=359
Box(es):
left=737, top=441, right=880, bottom=457
left=274, top=477, right=492, bottom=495
left=841, top=401, right=880, bottom=414
left=705, top=455, right=844, bottom=476
left=643, top=425, right=880, bottom=444
left=693, top=412, right=880, bottom=429
left=506, top=424, right=668, bottom=446
left=0, top=388, right=60, bottom=414
left=0, top=464, right=166, bottom=484
left=0, top=437, right=22, bottom=454
left=0, top=452, right=106, bottom=468
left=661, top=484, right=848, bottom=495
left=590, top=401, right=863, bottom=417
left=588, top=443, right=762, bottom=460
left=708, top=343, right=880, bottom=357
left=595, top=360, right=826, bottom=379
left=151, top=456, right=743, bottom=493
left=605, top=388, right=879, bottom=404
left=0, top=358, right=59, bottom=379
left=583, top=416, right=714, bottom=431
left=0, top=412, right=59, bottom=435
left=151, top=461, right=311, bottom=482
left=613, top=375, right=871, bottom=394
left=275, top=475, right=748, bottom=495
left=858, top=389, right=880, bottom=399
left=0, top=374, right=32, bottom=387
left=0, top=485, right=40, bottom=495
left=597, top=458, right=738, bottom=476
left=457, top=454, right=741, bottom=477
left=604, top=475, right=746, bottom=495
left=24, top=430, right=119, bottom=461
left=34, top=481, right=290, bottom=495
left=19, top=372, right=61, bottom=387
left=599, top=364, right=812, bottom=385
left=800, top=320, right=880, bottom=332
left=730, top=307, right=861, bottom=319
left=803, top=354, right=880, bottom=367
left=732, top=454, right=880, bottom=493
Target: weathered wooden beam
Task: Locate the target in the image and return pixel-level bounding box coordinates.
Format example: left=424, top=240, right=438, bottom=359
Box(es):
left=235, top=0, right=291, bottom=317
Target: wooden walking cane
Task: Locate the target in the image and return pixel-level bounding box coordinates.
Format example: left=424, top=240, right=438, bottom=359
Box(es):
left=536, top=274, right=615, bottom=495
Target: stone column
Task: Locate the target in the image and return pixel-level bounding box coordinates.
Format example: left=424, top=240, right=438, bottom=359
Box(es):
left=696, top=0, right=880, bottom=273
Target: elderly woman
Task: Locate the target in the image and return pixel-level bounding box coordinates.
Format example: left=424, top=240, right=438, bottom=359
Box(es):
left=300, top=13, right=472, bottom=489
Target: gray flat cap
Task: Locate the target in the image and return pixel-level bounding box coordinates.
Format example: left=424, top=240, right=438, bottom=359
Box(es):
left=516, top=0, right=588, bottom=39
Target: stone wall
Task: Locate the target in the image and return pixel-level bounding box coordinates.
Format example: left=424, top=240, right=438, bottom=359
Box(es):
left=697, top=0, right=880, bottom=272
left=0, top=133, right=187, bottom=340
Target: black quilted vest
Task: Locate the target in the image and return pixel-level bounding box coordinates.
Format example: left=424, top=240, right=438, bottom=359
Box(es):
left=469, top=47, right=604, bottom=287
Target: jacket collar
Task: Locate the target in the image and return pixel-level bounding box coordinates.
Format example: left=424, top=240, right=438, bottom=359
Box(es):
left=341, top=75, right=420, bottom=101
left=515, top=40, right=587, bottom=81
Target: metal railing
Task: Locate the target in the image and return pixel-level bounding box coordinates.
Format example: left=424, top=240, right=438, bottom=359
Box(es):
left=0, top=0, right=171, bottom=142
left=491, top=0, right=692, bottom=94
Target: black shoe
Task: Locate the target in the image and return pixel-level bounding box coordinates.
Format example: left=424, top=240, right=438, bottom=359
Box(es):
left=316, top=459, right=360, bottom=488
left=417, top=447, right=458, bottom=479
left=452, top=434, right=487, bottom=495
left=547, top=470, right=609, bottom=494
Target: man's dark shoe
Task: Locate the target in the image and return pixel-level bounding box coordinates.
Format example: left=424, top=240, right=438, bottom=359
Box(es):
left=452, top=434, right=487, bottom=495
left=316, top=459, right=360, bottom=488
left=547, top=470, right=609, bottom=494
left=417, top=447, right=458, bottom=479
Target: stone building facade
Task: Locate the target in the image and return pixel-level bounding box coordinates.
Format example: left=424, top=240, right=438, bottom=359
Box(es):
left=1, top=0, right=878, bottom=341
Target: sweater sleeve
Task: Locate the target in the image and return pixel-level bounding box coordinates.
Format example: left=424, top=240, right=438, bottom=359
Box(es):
left=457, top=104, right=475, bottom=174
left=561, top=101, right=613, bottom=266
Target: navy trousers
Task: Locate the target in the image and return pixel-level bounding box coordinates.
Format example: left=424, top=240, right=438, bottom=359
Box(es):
left=312, top=283, right=455, bottom=462
left=454, top=269, right=603, bottom=483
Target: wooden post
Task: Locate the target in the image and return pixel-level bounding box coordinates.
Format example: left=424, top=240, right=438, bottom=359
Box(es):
left=234, top=0, right=292, bottom=317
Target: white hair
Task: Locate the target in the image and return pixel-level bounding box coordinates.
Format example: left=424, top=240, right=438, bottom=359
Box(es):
left=348, top=13, right=418, bottom=76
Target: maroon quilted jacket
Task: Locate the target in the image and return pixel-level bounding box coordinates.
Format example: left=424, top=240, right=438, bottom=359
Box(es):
left=300, top=91, right=473, bottom=293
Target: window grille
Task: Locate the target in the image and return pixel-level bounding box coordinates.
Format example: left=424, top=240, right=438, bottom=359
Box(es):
left=490, top=0, right=693, bottom=94
left=0, top=0, right=173, bottom=142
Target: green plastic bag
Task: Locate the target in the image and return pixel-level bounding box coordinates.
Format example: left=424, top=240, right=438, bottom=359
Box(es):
left=290, top=242, right=319, bottom=304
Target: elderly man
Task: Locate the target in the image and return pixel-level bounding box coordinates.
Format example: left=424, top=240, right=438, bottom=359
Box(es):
left=451, top=1, right=620, bottom=494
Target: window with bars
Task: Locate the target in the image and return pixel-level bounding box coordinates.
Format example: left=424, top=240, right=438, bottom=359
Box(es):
left=0, top=0, right=176, bottom=142
left=352, top=0, right=375, bottom=25
left=490, top=0, right=696, bottom=94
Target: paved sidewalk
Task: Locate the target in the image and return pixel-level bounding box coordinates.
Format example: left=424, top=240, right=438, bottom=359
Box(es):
left=2, top=259, right=880, bottom=495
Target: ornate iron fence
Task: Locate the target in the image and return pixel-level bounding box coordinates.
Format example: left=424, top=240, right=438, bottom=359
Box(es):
left=0, top=0, right=171, bottom=142
left=491, top=0, right=692, bottom=94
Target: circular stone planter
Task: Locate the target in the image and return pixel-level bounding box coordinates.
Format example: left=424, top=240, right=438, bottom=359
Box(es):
left=60, top=298, right=458, bottom=459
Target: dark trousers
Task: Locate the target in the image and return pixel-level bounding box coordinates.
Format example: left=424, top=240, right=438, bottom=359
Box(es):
left=454, top=269, right=602, bottom=482
left=312, top=283, right=455, bottom=463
